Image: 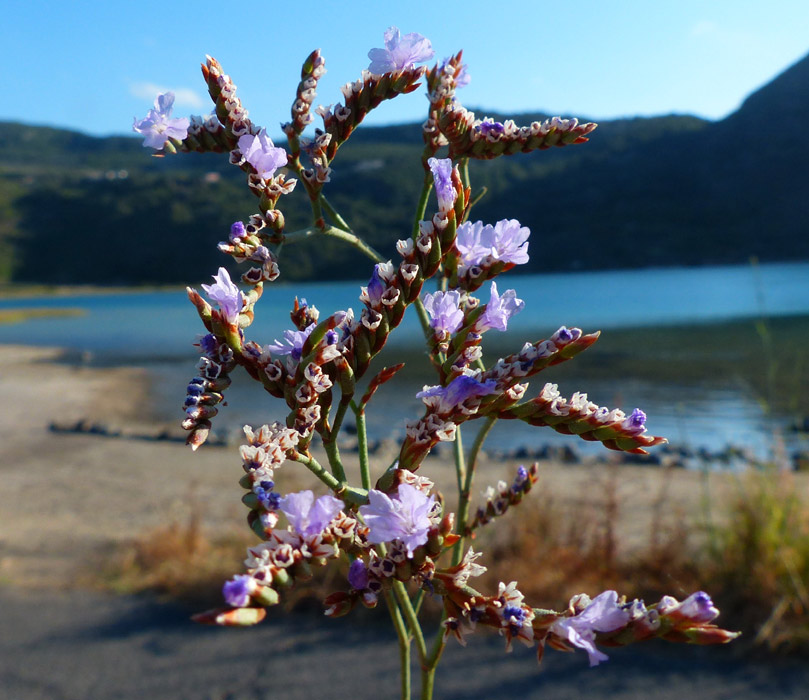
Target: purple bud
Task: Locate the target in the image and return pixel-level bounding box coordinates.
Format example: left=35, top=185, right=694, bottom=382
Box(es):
left=348, top=559, right=369, bottom=590
left=230, top=221, right=246, bottom=242
left=223, top=574, right=255, bottom=607
left=428, top=157, right=456, bottom=213
left=678, top=592, right=719, bottom=623
left=477, top=119, right=505, bottom=137
left=623, top=408, right=647, bottom=434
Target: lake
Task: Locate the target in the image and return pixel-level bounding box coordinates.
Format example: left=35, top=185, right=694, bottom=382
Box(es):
left=2, top=261, right=808, bottom=464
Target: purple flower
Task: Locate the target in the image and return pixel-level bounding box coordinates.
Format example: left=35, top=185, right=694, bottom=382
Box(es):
left=365, top=265, right=386, bottom=307
left=455, top=220, right=491, bottom=271
left=201, top=267, right=244, bottom=324
left=551, top=591, right=630, bottom=667
left=478, top=282, right=524, bottom=332
left=237, top=129, right=288, bottom=179
left=423, top=290, right=464, bottom=335
left=229, top=221, right=246, bottom=242
left=428, top=157, right=456, bottom=212
left=491, top=219, right=530, bottom=265
left=417, top=375, right=498, bottom=414
left=367, top=26, right=434, bottom=74
left=133, top=92, right=190, bottom=149
left=622, top=408, right=647, bottom=434
left=278, top=490, right=345, bottom=538
left=222, top=574, right=255, bottom=607
left=658, top=592, right=719, bottom=623
left=359, top=483, right=435, bottom=557
left=267, top=323, right=316, bottom=362
left=348, top=559, right=369, bottom=590
left=455, top=219, right=531, bottom=272
left=477, top=119, right=505, bottom=138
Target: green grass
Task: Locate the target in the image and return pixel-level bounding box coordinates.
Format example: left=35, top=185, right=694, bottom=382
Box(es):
left=0, top=307, right=85, bottom=324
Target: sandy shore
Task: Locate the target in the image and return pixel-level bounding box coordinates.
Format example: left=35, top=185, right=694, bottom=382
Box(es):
left=4, top=345, right=809, bottom=699
left=4, top=343, right=801, bottom=589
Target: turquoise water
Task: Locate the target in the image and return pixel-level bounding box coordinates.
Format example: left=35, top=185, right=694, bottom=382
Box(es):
left=2, top=261, right=808, bottom=461
left=2, top=261, right=808, bottom=360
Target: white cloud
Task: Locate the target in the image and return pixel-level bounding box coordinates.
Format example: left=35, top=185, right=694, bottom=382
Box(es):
left=129, top=82, right=205, bottom=109
left=690, top=20, right=717, bottom=37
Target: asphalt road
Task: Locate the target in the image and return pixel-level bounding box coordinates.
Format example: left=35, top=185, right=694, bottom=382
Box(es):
left=1, top=588, right=807, bottom=700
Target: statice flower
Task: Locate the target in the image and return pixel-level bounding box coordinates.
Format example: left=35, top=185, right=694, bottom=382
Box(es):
left=367, top=26, right=434, bottom=74
left=222, top=574, right=256, bottom=607
left=279, top=490, right=345, bottom=538
left=455, top=220, right=491, bottom=272
left=348, top=559, right=369, bottom=590
left=550, top=591, right=631, bottom=666
left=360, top=483, right=436, bottom=557
left=491, top=219, right=530, bottom=265
left=477, top=282, right=524, bottom=332
left=201, top=267, right=244, bottom=323
left=658, top=592, right=719, bottom=623
left=455, top=219, right=531, bottom=272
left=477, top=119, right=505, bottom=138
left=428, top=157, right=456, bottom=213
left=266, top=323, right=317, bottom=362
left=237, top=129, right=288, bottom=179
left=622, top=408, right=647, bottom=435
left=132, top=92, right=190, bottom=149
left=417, top=375, right=499, bottom=414
left=423, top=290, right=464, bottom=335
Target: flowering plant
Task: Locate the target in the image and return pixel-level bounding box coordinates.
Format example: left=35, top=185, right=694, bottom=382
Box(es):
left=136, top=27, right=738, bottom=699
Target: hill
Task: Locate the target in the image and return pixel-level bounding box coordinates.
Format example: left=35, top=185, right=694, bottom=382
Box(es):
left=1, top=51, right=807, bottom=285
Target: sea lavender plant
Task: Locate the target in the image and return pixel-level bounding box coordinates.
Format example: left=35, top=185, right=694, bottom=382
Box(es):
left=136, top=26, right=738, bottom=699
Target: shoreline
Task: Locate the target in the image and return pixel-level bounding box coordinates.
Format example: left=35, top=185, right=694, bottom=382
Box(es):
left=3, top=342, right=807, bottom=590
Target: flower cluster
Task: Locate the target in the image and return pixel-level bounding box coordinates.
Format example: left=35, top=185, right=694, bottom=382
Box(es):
left=136, top=24, right=737, bottom=698
left=132, top=92, right=189, bottom=150
left=181, top=333, right=236, bottom=450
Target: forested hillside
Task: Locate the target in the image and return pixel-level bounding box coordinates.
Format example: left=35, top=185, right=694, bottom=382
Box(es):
left=1, top=51, right=806, bottom=285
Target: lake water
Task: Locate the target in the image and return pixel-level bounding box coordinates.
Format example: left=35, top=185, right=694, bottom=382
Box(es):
left=2, top=261, right=808, bottom=463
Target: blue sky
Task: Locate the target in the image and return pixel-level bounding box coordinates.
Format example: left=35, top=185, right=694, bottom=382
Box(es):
left=5, top=1, right=809, bottom=138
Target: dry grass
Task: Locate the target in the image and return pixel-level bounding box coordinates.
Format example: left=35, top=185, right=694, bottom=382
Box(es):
left=706, top=467, right=809, bottom=651
left=93, top=465, right=809, bottom=651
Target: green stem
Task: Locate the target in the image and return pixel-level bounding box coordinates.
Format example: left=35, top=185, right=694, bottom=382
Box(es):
left=453, top=424, right=466, bottom=499
left=412, top=298, right=433, bottom=341
left=292, top=452, right=367, bottom=505
left=392, top=580, right=427, bottom=665
left=330, top=397, right=352, bottom=441
left=322, top=440, right=347, bottom=483
left=283, top=225, right=385, bottom=264
left=459, top=157, right=470, bottom=190
left=422, top=631, right=444, bottom=700
left=319, top=194, right=352, bottom=232
left=453, top=415, right=497, bottom=566
left=412, top=177, right=433, bottom=239
left=383, top=588, right=412, bottom=700
left=355, top=408, right=372, bottom=492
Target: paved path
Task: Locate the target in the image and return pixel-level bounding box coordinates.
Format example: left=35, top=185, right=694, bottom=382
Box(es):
left=1, top=589, right=807, bottom=700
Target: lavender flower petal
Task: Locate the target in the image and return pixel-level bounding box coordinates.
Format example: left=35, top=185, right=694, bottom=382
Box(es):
left=359, top=484, right=435, bottom=557
left=133, top=91, right=190, bottom=149
left=368, top=26, right=434, bottom=74
left=428, top=157, right=456, bottom=212
left=423, top=290, right=464, bottom=335
left=267, top=323, right=316, bottom=362
left=201, top=267, right=243, bottom=323
left=279, top=490, right=345, bottom=538
left=478, top=282, right=524, bottom=332
left=238, top=129, right=288, bottom=179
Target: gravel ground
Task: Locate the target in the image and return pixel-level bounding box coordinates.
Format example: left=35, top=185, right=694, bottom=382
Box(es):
left=2, top=588, right=807, bottom=700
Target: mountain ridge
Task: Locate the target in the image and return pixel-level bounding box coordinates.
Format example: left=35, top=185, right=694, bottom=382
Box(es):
left=0, top=51, right=806, bottom=285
